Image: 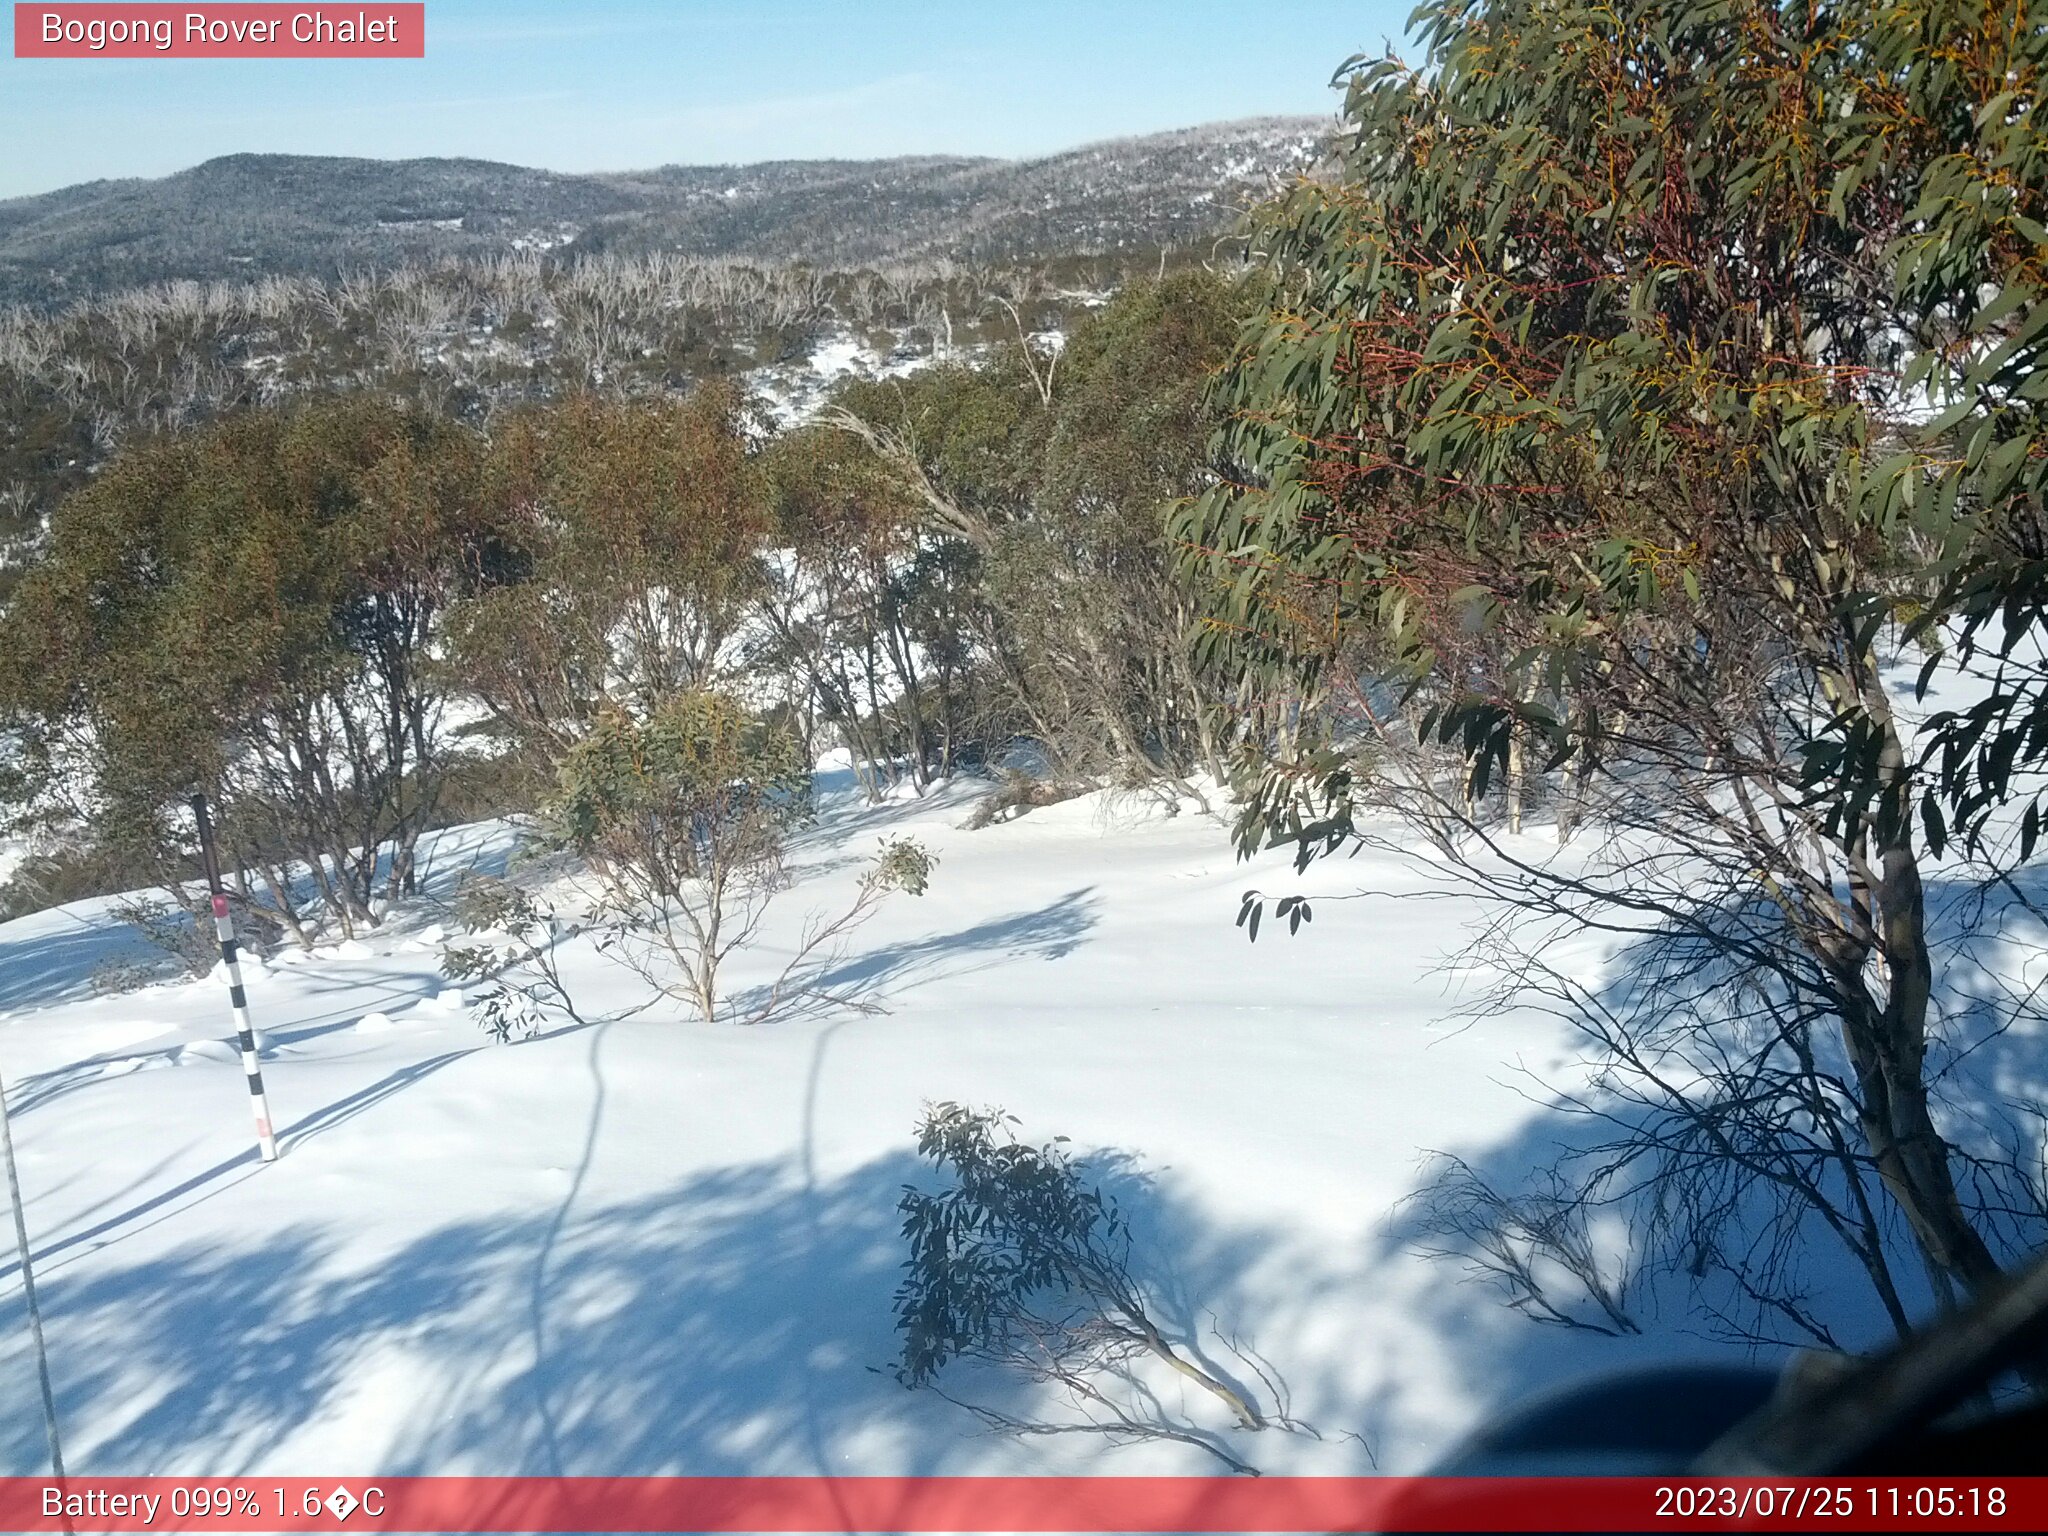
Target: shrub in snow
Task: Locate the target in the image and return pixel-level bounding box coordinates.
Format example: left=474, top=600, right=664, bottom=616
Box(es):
left=725, top=832, right=935, bottom=1023
left=868, top=835, right=935, bottom=896
left=893, top=1102, right=1307, bottom=1476
left=91, top=957, right=161, bottom=996
left=441, top=875, right=584, bottom=1043
left=113, top=893, right=280, bottom=978
left=552, top=692, right=932, bottom=1023
left=549, top=692, right=808, bottom=1023
left=963, top=769, right=1088, bottom=830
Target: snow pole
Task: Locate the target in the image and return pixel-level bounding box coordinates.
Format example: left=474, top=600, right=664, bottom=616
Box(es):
left=190, top=793, right=278, bottom=1163
left=0, top=1046, right=66, bottom=1481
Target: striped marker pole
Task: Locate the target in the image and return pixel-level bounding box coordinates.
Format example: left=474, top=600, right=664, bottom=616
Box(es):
left=190, top=794, right=278, bottom=1163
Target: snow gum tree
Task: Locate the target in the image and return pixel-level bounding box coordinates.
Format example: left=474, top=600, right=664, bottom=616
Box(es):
left=755, top=420, right=997, bottom=795
left=824, top=271, right=1247, bottom=790
left=0, top=396, right=497, bottom=938
left=1180, top=0, right=2048, bottom=1336
left=444, top=381, right=770, bottom=781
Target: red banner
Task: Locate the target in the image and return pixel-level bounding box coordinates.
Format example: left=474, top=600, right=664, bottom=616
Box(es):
left=13, top=5, right=424, bottom=58
left=0, top=1477, right=2043, bottom=1532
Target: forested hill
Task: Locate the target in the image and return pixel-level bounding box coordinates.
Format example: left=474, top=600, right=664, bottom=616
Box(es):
left=0, top=116, right=1330, bottom=306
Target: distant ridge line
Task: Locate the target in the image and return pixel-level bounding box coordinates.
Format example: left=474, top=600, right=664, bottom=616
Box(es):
left=0, top=116, right=1337, bottom=307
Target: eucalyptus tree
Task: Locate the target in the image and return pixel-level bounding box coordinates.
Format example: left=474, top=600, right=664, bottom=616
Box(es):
left=1180, top=0, right=2048, bottom=1332
left=443, top=381, right=769, bottom=781
left=825, top=271, right=1248, bottom=788
left=0, top=397, right=495, bottom=935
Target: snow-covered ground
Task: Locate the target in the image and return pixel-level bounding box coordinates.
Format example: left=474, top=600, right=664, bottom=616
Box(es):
left=0, top=768, right=2001, bottom=1478
left=749, top=332, right=942, bottom=427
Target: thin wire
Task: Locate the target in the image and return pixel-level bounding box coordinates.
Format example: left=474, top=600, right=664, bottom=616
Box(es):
left=0, top=1047, right=67, bottom=1481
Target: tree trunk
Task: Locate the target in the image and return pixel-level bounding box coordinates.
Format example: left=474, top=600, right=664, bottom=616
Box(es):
left=1506, top=728, right=1525, bottom=835
left=1843, top=683, right=2007, bottom=1301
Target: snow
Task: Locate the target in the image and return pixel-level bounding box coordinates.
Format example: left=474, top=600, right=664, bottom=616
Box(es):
left=0, top=751, right=2029, bottom=1477
left=749, top=329, right=940, bottom=427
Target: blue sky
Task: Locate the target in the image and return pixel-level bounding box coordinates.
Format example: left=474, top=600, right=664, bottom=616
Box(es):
left=0, top=1, right=1416, bottom=199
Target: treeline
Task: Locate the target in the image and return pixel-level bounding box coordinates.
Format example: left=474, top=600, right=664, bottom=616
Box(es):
left=0, top=247, right=1160, bottom=602
left=0, top=269, right=1242, bottom=926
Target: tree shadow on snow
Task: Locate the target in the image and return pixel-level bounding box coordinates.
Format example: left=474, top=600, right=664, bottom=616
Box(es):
left=0, top=1146, right=1372, bottom=1486
left=1, top=1051, right=489, bottom=1292
left=5, top=959, right=457, bottom=1125
left=27, top=858, right=2044, bottom=1478
left=1351, top=860, right=2048, bottom=1465
left=0, top=911, right=157, bottom=1012
left=725, top=887, right=1101, bottom=1021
